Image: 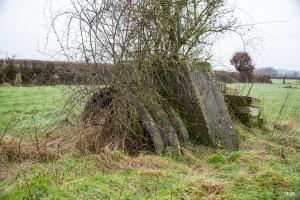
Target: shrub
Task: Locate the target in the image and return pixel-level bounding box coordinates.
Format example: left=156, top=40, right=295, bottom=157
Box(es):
left=0, top=60, right=4, bottom=84
left=2, top=59, right=18, bottom=84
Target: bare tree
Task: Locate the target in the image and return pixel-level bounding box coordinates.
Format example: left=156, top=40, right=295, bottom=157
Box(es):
left=230, top=51, right=255, bottom=82
left=51, top=0, right=236, bottom=63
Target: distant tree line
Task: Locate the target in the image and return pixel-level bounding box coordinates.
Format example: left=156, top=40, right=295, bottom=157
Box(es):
left=256, top=67, right=300, bottom=79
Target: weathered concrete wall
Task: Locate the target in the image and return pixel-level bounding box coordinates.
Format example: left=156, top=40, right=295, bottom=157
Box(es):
left=160, top=63, right=239, bottom=151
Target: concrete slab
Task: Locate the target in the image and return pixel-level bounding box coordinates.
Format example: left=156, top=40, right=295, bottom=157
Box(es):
left=234, top=106, right=261, bottom=117
left=161, top=63, right=238, bottom=151
left=225, top=95, right=261, bottom=108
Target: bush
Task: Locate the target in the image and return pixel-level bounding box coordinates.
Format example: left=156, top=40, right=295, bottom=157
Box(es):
left=0, top=60, right=4, bottom=84
left=2, top=59, right=18, bottom=84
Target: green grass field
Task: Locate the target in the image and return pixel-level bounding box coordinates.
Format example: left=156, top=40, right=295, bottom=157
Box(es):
left=1, top=80, right=298, bottom=135
left=1, top=82, right=300, bottom=199
left=0, top=86, right=63, bottom=136
left=0, top=86, right=84, bottom=137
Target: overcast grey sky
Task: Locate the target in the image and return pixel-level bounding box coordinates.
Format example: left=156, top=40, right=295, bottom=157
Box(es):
left=0, top=0, right=299, bottom=70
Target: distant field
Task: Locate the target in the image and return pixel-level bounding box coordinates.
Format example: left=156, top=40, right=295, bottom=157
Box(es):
left=271, top=79, right=299, bottom=84
left=229, top=80, right=300, bottom=125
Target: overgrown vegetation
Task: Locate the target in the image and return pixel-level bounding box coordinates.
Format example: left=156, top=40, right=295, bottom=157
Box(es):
left=47, top=0, right=242, bottom=153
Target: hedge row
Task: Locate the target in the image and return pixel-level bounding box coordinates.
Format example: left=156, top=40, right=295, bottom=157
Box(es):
left=215, top=70, right=272, bottom=84
left=0, top=59, right=107, bottom=85
left=0, top=59, right=272, bottom=86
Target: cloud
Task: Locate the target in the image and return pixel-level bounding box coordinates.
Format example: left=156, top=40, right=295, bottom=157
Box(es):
left=0, top=0, right=6, bottom=6
left=0, top=0, right=7, bottom=14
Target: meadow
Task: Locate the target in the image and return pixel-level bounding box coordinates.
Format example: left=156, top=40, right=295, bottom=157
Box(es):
left=0, top=80, right=300, bottom=199
left=0, top=86, right=84, bottom=137
left=1, top=80, right=298, bottom=134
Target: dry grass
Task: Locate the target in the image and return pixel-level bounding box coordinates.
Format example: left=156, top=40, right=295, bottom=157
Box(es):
left=0, top=160, right=34, bottom=181
left=85, top=149, right=181, bottom=174
left=0, top=129, right=76, bottom=181
left=0, top=126, right=76, bottom=162
left=274, top=122, right=296, bottom=132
